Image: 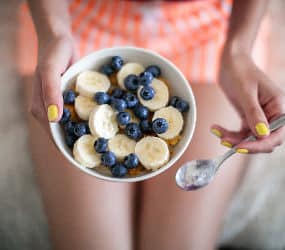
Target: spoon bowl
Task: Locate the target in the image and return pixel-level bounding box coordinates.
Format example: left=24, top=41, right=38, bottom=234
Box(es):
left=176, top=159, right=217, bottom=190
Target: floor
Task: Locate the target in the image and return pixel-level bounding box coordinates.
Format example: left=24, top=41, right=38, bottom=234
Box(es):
left=1, top=1, right=285, bottom=250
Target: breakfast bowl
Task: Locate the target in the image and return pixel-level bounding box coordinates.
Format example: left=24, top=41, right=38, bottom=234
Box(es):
left=50, top=46, right=196, bottom=182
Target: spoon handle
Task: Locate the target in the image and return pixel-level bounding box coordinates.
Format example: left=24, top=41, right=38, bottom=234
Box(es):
left=216, top=114, right=285, bottom=167
left=269, top=114, right=285, bottom=131
left=242, top=113, right=285, bottom=143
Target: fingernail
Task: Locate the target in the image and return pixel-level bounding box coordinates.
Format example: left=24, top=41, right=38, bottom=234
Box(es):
left=221, top=141, right=232, bottom=148
left=211, top=128, right=222, bottom=137
left=48, top=105, right=58, bottom=122
left=255, top=122, right=269, bottom=136
left=236, top=148, right=249, bottom=154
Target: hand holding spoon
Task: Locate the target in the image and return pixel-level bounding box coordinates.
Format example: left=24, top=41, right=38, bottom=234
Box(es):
left=175, top=114, right=285, bottom=191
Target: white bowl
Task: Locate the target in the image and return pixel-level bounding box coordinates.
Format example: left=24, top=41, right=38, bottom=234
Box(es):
left=50, top=47, right=196, bottom=182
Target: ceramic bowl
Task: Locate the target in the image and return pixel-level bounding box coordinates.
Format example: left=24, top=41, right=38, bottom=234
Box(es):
left=50, top=46, right=197, bottom=182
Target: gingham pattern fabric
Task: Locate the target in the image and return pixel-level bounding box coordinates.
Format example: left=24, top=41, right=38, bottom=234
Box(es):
left=19, top=0, right=232, bottom=84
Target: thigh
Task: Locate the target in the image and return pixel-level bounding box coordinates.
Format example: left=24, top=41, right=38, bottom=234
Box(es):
left=25, top=79, right=135, bottom=250
left=138, top=84, right=248, bottom=250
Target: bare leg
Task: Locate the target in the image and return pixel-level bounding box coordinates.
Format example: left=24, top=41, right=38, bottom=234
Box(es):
left=138, top=84, right=248, bottom=250
left=25, top=78, right=135, bottom=250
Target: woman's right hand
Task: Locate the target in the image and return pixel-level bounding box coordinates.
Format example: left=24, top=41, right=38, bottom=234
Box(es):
left=30, top=35, right=77, bottom=132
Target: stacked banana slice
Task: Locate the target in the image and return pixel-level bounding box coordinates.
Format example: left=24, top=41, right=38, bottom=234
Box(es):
left=60, top=56, right=189, bottom=178
left=135, top=136, right=170, bottom=170
left=88, top=104, right=119, bottom=139
left=117, top=63, right=144, bottom=89
left=152, top=106, right=184, bottom=140
left=76, top=71, right=110, bottom=97
left=138, top=78, right=169, bottom=111
left=74, top=95, right=97, bottom=120
left=108, top=134, right=136, bottom=160
left=73, top=135, right=101, bottom=168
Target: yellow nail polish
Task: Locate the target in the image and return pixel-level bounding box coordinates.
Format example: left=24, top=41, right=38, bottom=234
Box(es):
left=255, top=122, right=269, bottom=136
left=236, top=148, right=249, bottom=154
left=221, top=141, right=232, bottom=148
left=48, top=105, right=58, bottom=122
left=211, top=128, right=222, bottom=137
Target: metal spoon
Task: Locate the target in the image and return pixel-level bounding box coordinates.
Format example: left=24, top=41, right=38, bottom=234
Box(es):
left=176, top=114, right=285, bottom=191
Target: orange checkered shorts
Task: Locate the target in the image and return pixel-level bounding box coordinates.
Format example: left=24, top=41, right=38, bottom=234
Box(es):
left=19, top=0, right=232, bottom=84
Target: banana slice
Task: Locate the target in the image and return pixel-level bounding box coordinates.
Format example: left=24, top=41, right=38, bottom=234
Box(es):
left=89, top=104, right=119, bottom=139
left=108, top=134, right=136, bottom=160
left=73, top=135, right=101, bottom=168
left=138, top=78, right=169, bottom=111
left=152, top=106, right=184, bottom=140
left=74, top=95, right=97, bottom=120
left=117, top=63, right=144, bottom=89
left=135, top=136, right=170, bottom=170
left=76, top=70, right=111, bottom=97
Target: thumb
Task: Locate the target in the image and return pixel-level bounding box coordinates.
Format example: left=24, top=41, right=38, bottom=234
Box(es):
left=38, top=65, right=63, bottom=123
left=242, top=93, right=269, bottom=138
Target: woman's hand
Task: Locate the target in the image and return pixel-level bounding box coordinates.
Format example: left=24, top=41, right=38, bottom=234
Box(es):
left=212, top=49, right=285, bottom=153
left=30, top=35, right=76, bottom=132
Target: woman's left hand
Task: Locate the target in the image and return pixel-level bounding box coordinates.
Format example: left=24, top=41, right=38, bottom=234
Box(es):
left=212, top=49, right=285, bottom=153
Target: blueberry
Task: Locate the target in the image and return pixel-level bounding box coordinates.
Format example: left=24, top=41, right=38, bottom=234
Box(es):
left=60, top=108, right=71, bottom=124
left=134, top=104, right=149, bottom=120
left=65, top=134, right=77, bottom=148
left=169, top=96, right=179, bottom=107
left=100, top=64, right=114, bottom=76
left=111, top=163, right=128, bottom=177
left=111, top=56, right=124, bottom=71
left=84, top=122, right=90, bottom=134
left=111, top=87, right=124, bottom=98
left=123, top=92, right=138, bottom=109
left=74, top=123, right=87, bottom=137
left=176, top=99, right=189, bottom=113
left=94, top=92, right=110, bottom=105
left=94, top=137, right=108, bottom=153
left=111, top=98, right=127, bottom=112
left=117, top=111, right=131, bottom=126
left=140, top=119, right=152, bottom=133
left=124, top=74, right=140, bottom=91
left=64, top=121, right=76, bottom=135
left=124, top=153, right=139, bottom=169
left=152, top=118, right=168, bottom=134
left=63, top=90, right=76, bottom=104
left=138, top=71, right=154, bottom=86
left=101, top=151, right=116, bottom=167
left=145, top=65, right=161, bottom=78
left=140, top=86, right=155, bottom=100
left=125, top=123, right=142, bottom=140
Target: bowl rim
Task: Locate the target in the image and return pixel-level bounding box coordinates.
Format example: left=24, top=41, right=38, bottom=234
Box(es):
left=49, top=46, right=197, bottom=182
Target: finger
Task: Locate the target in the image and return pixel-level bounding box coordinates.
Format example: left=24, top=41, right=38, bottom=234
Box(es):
left=210, top=125, right=224, bottom=138
left=235, top=126, right=285, bottom=154
left=242, top=92, right=270, bottom=138
left=29, top=73, right=53, bottom=136
left=38, top=65, right=63, bottom=123
left=263, top=95, right=285, bottom=123
left=240, top=117, right=249, bottom=131
left=39, top=39, right=74, bottom=123
left=30, top=102, right=57, bottom=142
left=211, top=124, right=249, bottom=140
left=211, top=124, right=249, bottom=148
